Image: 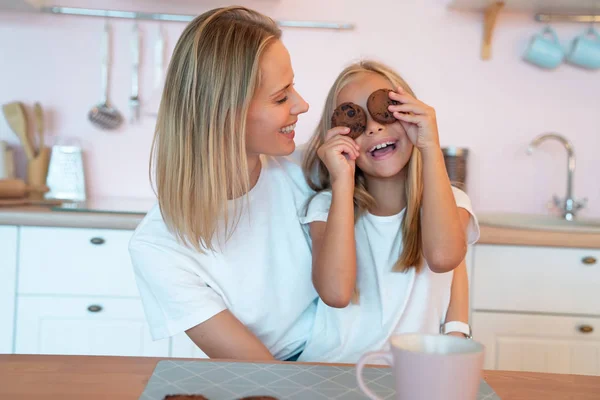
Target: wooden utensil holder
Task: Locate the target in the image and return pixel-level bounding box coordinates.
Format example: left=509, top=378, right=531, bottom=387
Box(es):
left=27, top=147, right=51, bottom=200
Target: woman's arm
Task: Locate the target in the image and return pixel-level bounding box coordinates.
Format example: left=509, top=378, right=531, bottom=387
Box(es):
left=444, top=258, right=469, bottom=337
left=310, top=182, right=357, bottom=308
left=186, top=310, right=275, bottom=360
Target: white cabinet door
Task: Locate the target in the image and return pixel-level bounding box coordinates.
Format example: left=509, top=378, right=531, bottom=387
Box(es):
left=0, top=225, right=18, bottom=354
left=18, top=226, right=138, bottom=297
left=472, top=311, right=600, bottom=376
left=472, top=244, right=600, bottom=315
left=171, top=332, right=209, bottom=359
left=15, top=296, right=169, bottom=357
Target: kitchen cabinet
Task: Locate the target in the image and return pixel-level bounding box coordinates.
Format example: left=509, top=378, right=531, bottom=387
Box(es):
left=0, top=225, right=18, bottom=354
left=473, top=312, right=600, bottom=376
left=471, top=244, right=600, bottom=376
left=12, top=225, right=172, bottom=357
left=15, top=296, right=169, bottom=357
left=17, top=226, right=139, bottom=297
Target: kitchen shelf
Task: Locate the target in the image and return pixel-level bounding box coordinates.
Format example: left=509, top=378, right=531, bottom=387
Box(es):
left=0, top=1, right=354, bottom=30
left=447, top=0, right=600, bottom=60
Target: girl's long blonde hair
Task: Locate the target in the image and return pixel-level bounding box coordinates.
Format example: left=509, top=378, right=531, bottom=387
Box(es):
left=303, top=60, right=424, bottom=272
left=150, top=7, right=281, bottom=252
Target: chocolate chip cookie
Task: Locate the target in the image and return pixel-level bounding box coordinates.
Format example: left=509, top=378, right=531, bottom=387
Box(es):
left=331, top=102, right=367, bottom=139
left=367, top=88, right=400, bottom=124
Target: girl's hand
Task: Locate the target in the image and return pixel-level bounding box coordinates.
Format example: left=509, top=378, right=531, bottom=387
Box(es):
left=387, top=86, right=440, bottom=152
left=317, top=126, right=360, bottom=187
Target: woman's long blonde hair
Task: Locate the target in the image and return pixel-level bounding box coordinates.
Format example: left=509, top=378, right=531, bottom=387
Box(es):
left=150, top=7, right=281, bottom=252
left=303, top=60, right=424, bottom=272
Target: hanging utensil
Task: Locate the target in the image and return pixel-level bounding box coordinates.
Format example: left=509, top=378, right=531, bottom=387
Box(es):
left=88, top=21, right=123, bottom=130
left=130, top=21, right=141, bottom=123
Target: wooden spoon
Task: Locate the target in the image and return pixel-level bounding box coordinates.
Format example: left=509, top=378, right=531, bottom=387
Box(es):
left=2, top=102, right=35, bottom=160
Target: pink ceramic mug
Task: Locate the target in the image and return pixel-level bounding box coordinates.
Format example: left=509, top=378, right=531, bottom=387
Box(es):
left=356, top=333, right=485, bottom=400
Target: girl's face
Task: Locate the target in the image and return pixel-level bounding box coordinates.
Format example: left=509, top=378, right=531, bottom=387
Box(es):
left=336, top=73, right=413, bottom=180
left=246, top=40, right=309, bottom=158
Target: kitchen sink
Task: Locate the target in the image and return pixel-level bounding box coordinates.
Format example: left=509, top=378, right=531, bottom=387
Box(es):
left=478, top=213, right=600, bottom=234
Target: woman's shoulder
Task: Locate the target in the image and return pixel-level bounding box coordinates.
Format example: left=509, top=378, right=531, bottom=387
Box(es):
left=129, top=203, right=184, bottom=253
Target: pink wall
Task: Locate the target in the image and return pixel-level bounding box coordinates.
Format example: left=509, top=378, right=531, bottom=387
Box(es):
left=1, top=0, right=599, bottom=218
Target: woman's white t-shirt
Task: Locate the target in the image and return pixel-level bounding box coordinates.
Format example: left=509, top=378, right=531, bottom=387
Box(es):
left=297, top=187, right=480, bottom=363
left=128, top=155, right=318, bottom=360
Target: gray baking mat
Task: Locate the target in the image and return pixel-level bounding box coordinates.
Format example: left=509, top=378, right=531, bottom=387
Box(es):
left=140, top=360, right=501, bottom=400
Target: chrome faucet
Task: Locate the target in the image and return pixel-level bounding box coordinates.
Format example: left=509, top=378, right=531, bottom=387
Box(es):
left=527, top=133, right=586, bottom=221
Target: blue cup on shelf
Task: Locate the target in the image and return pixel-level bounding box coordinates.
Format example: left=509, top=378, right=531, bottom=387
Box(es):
left=523, top=26, right=564, bottom=69
left=567, top=26, right=600, bottom=69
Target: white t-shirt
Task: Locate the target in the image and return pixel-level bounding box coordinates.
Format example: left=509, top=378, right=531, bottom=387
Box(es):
left=296, top=187, right=480, bottom=363
left=128, top=155, right=318, bottom=360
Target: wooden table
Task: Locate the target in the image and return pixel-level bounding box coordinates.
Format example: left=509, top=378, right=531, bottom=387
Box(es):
left=1, top=354, right=599, bottom=400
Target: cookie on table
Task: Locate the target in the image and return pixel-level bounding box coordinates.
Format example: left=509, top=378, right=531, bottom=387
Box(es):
left=238, top=397, right=279, bottom=400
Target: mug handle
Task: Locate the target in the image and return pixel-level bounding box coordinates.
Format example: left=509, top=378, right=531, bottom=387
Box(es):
left=586, top=26, right=600, bottom=41
left=356, top=351, right=394, bottom=400
left=542, top=26, right=560, bottom=44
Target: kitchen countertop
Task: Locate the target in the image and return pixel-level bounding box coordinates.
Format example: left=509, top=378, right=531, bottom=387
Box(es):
left=477, top=223, right=600, bottom=249
left=0, top=205, right=147, bottom=230
left=1, top=354, right=599, bottom=400
left=0, top=205, right=599, bottom=248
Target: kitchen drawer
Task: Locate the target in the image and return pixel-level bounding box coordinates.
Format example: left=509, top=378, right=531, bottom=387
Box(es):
left=18, top=226, right=138, bottom=297
left=472, top=244, right=600, bottom=315
left=15, top=295, right=169, bottom=357
left=472, top=311, right=600, bottom=375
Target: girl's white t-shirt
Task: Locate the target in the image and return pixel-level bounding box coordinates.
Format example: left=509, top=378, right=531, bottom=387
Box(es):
left=128, top=155, right=318, bottom=360
left=297, top=187, right=480, bottom=363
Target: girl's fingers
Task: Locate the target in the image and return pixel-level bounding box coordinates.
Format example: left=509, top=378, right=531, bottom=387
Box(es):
left=393, top=111, right=420, bottom=125
left=388, top=103, right=426, bottom=115
left=326, top=137, right=360, bottom=159
left=325, top=126, right=352, bottom=142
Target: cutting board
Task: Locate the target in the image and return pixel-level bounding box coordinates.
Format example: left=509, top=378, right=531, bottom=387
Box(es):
left=139, top=360, right=501, bottom=399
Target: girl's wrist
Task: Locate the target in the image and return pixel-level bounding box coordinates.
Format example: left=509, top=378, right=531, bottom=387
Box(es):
left=418, top=144, right=443, bottom=161
left=331, top=179, right=355, bottom=197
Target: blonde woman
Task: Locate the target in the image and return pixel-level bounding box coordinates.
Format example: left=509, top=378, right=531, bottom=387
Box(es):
left=296, top=61, right=480, bottom=363
left=128, top=7, right=317, bottom=361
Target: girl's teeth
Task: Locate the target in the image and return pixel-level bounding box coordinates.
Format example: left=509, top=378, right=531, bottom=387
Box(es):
left=369, top=141, right=395, bottom=152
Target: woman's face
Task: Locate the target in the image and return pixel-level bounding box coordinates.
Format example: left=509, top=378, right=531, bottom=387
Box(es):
left=246, top=40, right=309, bottom=158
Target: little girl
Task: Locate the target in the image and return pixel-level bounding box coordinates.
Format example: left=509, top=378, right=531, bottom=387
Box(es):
left=297, top=60, right=479, bottom=363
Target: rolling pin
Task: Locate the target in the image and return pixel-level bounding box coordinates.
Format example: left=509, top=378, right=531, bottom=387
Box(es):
left=0, top=179, right=49, bottom=199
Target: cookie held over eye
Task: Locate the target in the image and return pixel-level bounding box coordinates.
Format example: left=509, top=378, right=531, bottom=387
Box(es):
left=331, top=102, right=367, bottom=139
left=367, top=88, right=401, bottom=125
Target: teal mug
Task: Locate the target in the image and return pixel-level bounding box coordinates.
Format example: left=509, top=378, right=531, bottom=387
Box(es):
left=567, top=27, right=600, bottom=69
left=523, top=26, right=564, bottom=69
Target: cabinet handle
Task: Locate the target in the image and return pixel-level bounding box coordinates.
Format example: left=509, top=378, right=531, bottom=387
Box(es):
left=581, top=257, right=597, bottom=265
left=579, top=325, right=594, bottom=334
left=87, top=305, right=103, bottom=313
left=90, top=237, right=105, bottom=245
